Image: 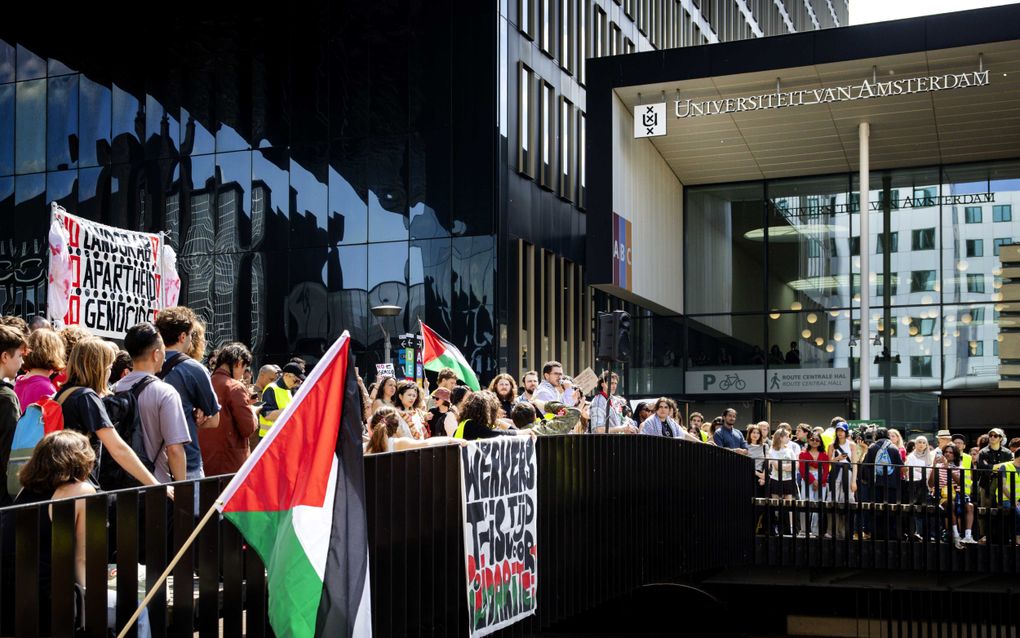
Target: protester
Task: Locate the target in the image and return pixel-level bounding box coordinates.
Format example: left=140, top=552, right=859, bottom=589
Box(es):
left=640, top=398, right=697, bottom=440
left=453, top=392, right=533, bottom=440
left=1008, top=437, right=1020, bottom=456
left=993, top=454, right=1020, bottom=543
left=905, top=436, right=934, bottom=540
left=59, top=337, right=161, bottom=489
left=156, top=307, right=221, bottom=481
left=395, top=380, right=427, bottom=439
left=517, top=370, right=539, bottom=404
left=200, top=343, right=258, bottom=475
left=826, top=422, right=857, bottom=539
left=861, top=428, right=903, bottom=540
left=15, top=328, right=65, bottom=409
left=426, top=387, right=458, bottom=437
left=27, top=316, right=51, bottom=333
left=369, top=374, right=397, bottom=413
left=116, top=323, right=191, bottom=483
left=255, top=364, right=281, bottom=393
left=589, top=374, right=637, bottom=434
left=0, top=315, right=28, bottom=339
left=688, top=412, right=705, bottom=441
left=887, top=428, right=908, bottom=461
left=488, top=373, right=518, bottom=418
left=109, top=349, right=133, bottom=386
left=186, top=319, right=207, bottom=363
left=365, top=407, right=464, bottom=454
left=532, top=361, right=564, bottom=409
left=977, top=428, right=1013, bottom=502
left=0, top=326, right=26, bottom=506
left=633, top=402, right=652, bottom=427
left=54, top=325, right=90, bottom=387
left=259, top=361, right=304, bottom=438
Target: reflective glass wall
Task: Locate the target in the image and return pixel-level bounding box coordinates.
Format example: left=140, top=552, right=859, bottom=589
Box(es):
left=0, top=1, right=499, bottom=376
left=685, top=161, right=1020, bottom=427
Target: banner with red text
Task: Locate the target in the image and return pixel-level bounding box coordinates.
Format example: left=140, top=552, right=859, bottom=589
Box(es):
left=460, top=437, right=537, bottom=637
left=51, top=209, right=162, bottom=338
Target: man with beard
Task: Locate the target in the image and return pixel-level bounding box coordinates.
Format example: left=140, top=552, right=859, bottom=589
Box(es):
left=517, top=370, right=539, bottom=404
left=488, top=373, right=518, bottom=419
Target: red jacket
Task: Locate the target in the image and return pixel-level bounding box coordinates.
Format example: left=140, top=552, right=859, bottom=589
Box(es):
left=200, top=369, right=259, bottom=476
left=798, top=450, right=830, bottom=485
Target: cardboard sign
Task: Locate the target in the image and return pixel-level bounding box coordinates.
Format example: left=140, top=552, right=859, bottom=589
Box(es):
left=375, top=363, right=395, bottom=380
left=52, top=210, right=163, bottom=339
left=572, top=368, right=599, bottom=396
left=460, top=437, right=538, bottom=637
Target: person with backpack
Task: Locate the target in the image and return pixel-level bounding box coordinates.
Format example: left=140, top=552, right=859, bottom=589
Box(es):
left=59, top=337, right=160, bottom=489
left=861, top=427, right=904, bottom=540
left=154, top=308, right=221, bottom=482
left=14, top=328, right=65, bottom=410
left=0, top=325, right=26, bottom=507
left=115, top=323, right=191, bottom=484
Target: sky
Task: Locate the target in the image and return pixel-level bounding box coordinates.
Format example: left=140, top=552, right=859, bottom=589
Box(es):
left=850, top=0, right=1020, bottom=25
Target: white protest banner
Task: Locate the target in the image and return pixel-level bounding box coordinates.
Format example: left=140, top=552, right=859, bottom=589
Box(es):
left=375, top=363, right=395, bottom=379
left=460, top=437, right=538, bottom=637
left=51, top=208, right=164, bottom=339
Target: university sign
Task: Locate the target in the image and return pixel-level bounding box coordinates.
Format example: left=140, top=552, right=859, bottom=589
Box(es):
left=675, top=70, right=990, bottom=119
left=634, top=69, right=990, bottom=136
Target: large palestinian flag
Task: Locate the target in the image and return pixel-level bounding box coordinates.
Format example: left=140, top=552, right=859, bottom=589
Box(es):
left=217, top=332, right=372, bottom=638
left=420, top=321, right=481, bottom=391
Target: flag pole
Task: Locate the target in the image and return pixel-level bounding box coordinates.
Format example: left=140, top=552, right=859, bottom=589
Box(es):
left=115, top=499, right=222, bottom=638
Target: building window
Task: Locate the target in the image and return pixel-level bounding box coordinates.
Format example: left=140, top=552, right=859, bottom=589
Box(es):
left=966, top=239, right=984, bottom=257
left=967, top=274, right=986, bottom=293
left=875, top=276, right=898, bottom=297
left=912, top=228, right=935, bottom=250
left=610, top=22, right=621, bottom=55
left=517, top=64, right=535, bottom=178
left=519, top=0, right=535, bottom=39
left=910, top=356, right=933, bottom=378
left=540, top=0, right=553, bottom=55
left=594, top=6, right=607, bottom=58
left=559, top=97, right=573, bottom=201
left=877, top=231, right=899, bottom=254
left=964, top=206, right=983, bottom=223
left=577, top=111, right=586, bottom=209
left=994, top=238, right=1015, bottom=256
left=994, top=204, right=1012, bottom=222
left=994, top=339, right=999, bottom=357
left=540, top=81, right=554, bottom=188
left=960, top=307, right=986, bottom=325
left=969, top=341, right=985, bottom=357
left=913, top=187, right=937, bottom=207
left=624, top=37, right=635, bottom=54
left=910, top=270, right=936, bottom=292
left=848, top=236, right=860, bottom=256
left=560, top=0, right=572, bottom=73
left=577, top=0, right=587, bottom=84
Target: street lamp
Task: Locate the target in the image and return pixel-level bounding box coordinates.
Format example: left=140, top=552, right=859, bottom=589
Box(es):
left=371, top=304, right=401, bottom=367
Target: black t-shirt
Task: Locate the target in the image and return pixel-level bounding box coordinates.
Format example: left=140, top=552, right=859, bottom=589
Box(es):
left=427, top=407, right=446, bottom=437
left=460, top=419, right=514, bottom=441
left=59, top=387, right=112, bottom=484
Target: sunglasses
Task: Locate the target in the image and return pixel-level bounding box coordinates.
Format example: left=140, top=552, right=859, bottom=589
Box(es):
left=990, top=433, right=1002, bottom=438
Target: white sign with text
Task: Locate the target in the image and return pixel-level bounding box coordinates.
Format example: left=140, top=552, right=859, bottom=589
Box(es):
left=687, top=368, right=851, bottom=394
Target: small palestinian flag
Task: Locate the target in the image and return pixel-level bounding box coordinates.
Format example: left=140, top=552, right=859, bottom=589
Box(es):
left=217, top=332, right=372, bottom=638
left=420, top=321, right=481, bottom=391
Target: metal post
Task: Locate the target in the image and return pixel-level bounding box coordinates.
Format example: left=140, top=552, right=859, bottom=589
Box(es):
left=859, top=122, right=871, bottom=419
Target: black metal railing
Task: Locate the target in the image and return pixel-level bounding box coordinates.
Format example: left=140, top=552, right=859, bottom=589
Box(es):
left=1, top=435, right=753, bottom=638
left=752, top=457, right=1020, bottom=572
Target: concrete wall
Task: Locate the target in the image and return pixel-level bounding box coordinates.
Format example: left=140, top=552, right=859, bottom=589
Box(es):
left=611, top=95, right=684, bottom=315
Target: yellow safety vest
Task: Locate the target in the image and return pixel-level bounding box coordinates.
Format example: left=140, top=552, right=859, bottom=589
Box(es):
left=453, top=419, right=470, bottom=439
left=258, top=383, right=293, bottom=437
left=960, top=453, right=974, bottom=494
left=994, top=462, right=1019, bottom=503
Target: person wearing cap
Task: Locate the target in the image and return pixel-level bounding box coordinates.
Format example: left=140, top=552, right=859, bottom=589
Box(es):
left=426, top=387, right=458, bottom=437
left=258, top=361, right=305, bottom=438
left=947, top=432, right=976, bottom=498
left=978, top=428, right=1014, bottom=513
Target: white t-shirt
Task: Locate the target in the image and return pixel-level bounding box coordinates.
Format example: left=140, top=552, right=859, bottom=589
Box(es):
left=905, top=452, right=932, bottom=483
left=768, top=447, right=796, bottom=481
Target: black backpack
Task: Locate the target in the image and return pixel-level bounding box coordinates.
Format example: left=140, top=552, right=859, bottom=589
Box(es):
left=98, top=376, right=159, bottom=490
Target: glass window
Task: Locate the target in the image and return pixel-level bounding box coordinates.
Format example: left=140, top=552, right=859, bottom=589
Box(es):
left=539, top=81, right=554, bottom=188
left=577, top=111, right=586, bottom=208
left=0, top=40, right=13, bottom=83
left=519, top=0, right=534, bottom=38
left=559, top=97, right=572, bottom=200
left=518, top=64, right=533, bottom=177
left=967, top=274, right=985, bottom=293
left=993, top=204, right=1012, bottom=222
left=329, top=140, right=368, bottom=245
left=15, top=45, right=44, bottom=82
left=687, top=182, right=765, bottom=314
left=964, top=206, right=982, bottom=223
left=910, top=270, right=936, bottom=292
left=0, top=84, right=13, bottom=176
left=876, top=231, right=898, bottom=253
left=46, top=74, right=77, bottom=171
left=15, top=79, right=45, bottom=174
left=910, top=356, right=932, bottom=377
left=994, top=238, right=1014, bottom=256
left=966, top=239, right=984, bottom=257
left=766, top=310, right=852, bottom=371
left=912, top=228, right=935, bottom=250
left=79, top=76, right=111, bottom=168
left=687, top=314, right=765, bottom=369
left=944, top=304, right=998, bottom=389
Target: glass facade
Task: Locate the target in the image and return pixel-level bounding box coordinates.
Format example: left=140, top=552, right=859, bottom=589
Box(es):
left=0, top=4, right=498, bottom=374
left=678, top=161, right=1020, bottom=426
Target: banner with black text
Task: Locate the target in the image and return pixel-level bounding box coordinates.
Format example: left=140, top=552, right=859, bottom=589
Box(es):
left=460, top=436, right=538, bottom=637
left=50, top=209, right=163, bottom=338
